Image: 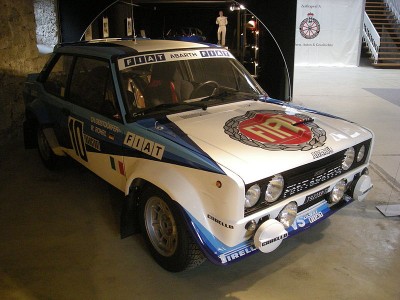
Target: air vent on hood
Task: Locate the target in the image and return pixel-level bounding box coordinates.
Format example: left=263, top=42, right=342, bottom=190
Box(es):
left=178, top=111, right=210, bottom=119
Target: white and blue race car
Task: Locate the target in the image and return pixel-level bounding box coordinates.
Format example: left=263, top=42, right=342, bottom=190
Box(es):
left=23, top=39, right=374, bottom=272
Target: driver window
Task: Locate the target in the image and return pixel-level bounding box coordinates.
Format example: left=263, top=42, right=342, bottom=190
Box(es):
left=69, top=57, right=121, bottom=120
left=43, top=54, right=73, bottom=98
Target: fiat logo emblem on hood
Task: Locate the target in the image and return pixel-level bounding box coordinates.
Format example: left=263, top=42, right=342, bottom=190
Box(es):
left=224, top=110, right=326, bottom=151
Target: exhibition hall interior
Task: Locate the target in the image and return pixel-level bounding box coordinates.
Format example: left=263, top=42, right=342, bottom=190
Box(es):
left=0, top=0, right=399, bottom=299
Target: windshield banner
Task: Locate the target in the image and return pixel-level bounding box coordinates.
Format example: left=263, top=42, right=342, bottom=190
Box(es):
left=118, top=49, right=234, bottom=70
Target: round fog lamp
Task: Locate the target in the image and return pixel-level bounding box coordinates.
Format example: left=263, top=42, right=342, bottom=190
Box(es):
left=357, top=145, right=366, bottom=162
left=342, top=147, right=355, bottom=170
left=265, top=174, right=284, bottom=203
left=330, top=179, right=347, bottom=203
left=245, top=184, right=261, bottom=208
left=278, top=201, right=298, bottom=228
left=245, top=220, right=257, bottom=231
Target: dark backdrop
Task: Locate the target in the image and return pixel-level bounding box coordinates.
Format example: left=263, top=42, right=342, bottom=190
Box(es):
left=58, top=0, right=296, bottom=100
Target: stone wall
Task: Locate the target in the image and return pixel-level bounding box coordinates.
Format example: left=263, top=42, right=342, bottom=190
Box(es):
left=0, top=0, right=50, bottom=144
left=34, top=0, right=58, bottom=47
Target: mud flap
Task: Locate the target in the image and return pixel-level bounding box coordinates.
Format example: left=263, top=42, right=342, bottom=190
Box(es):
left=120, top=190, right=140, bottom=238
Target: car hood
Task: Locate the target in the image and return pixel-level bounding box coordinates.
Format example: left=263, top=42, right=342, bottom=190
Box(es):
left=165, top=100, right=373, bottom=183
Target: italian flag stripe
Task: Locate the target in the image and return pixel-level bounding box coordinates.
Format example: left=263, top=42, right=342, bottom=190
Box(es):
left=118, top=161, right=125, bottom=175
left=110, top=156, right=116, bottom=170
left=110, top=156, right=125, bottom=175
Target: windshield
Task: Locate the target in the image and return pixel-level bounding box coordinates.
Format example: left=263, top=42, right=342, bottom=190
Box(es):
left=119, top=51, right=264, bottom=117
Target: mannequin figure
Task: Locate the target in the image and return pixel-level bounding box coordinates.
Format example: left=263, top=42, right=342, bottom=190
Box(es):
left=216, top=10, right=228, bottom=46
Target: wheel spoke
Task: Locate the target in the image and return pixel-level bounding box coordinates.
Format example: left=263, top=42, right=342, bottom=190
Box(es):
left=145, top=195, right=178, bottom=256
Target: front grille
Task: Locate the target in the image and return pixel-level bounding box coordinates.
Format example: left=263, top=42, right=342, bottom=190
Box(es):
left=282, top=151, right=345, bottom=199
left=244, top=139, right=371, bottom=217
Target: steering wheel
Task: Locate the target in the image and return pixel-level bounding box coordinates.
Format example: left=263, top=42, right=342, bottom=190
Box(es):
left=190, top=80, right=220, bottom=98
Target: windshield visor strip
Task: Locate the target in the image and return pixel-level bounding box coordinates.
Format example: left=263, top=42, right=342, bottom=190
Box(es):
left=118, top=49, right=235, bottom=71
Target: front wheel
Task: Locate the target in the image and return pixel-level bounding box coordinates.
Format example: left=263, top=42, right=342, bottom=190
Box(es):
left=37, top=127, right=58, bottom=170
left=140, top=187, right=205, bottom=272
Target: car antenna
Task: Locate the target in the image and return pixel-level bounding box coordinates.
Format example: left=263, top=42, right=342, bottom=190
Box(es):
left=130, top=0, right=137, bottom=44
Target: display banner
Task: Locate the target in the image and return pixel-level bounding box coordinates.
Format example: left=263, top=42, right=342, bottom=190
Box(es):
left=295, top=0, right=364, bottom=66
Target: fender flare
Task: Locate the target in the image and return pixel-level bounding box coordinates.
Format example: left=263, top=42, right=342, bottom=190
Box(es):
left=27, top=98, right=53, bottom=125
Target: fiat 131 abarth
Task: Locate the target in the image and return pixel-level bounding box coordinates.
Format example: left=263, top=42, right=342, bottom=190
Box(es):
left=23, top=39, right=374, bottom=272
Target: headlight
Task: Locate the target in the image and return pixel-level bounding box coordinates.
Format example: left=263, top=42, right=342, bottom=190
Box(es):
left=342, top=147, right=355, bottom=170
left=245, top=184, right=261, bottom=208
left=330, top=179, right=347, bottom=203
left=278, top=201, right=298, bottom=228
left=265, top=174, right=284, bottom=203
left=357, top=145, right=365, bottom=162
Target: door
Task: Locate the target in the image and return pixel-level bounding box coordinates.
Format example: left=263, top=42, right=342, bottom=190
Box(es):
left=68, top=56, right=126, bottom=191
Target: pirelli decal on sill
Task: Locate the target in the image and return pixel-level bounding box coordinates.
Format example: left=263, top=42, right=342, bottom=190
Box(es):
left=124, top=132, right=165, bottom=160
left=119, top=49, right=233, bottom=70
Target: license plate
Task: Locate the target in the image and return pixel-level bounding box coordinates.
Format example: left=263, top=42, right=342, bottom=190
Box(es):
left=305, top=187, right=329, bottom=203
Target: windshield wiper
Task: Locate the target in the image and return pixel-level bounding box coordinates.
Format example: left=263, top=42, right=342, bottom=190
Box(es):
left=132, top=102, right=207, bottom=118
left=200, top=90, right=234, bottom=102
left=200, top=90, right=262, bottom=103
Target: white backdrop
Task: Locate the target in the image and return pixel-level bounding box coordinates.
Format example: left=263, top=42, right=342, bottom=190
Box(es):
left=295, top=0, right=365, bottom=66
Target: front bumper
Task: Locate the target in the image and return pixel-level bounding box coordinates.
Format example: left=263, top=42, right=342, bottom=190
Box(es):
left=184, top=171, right=372, bottom=266
left=186, top=197, right=353, bottom=265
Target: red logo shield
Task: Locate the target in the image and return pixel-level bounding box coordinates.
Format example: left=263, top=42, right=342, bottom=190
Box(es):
left=239, top=113, right=312, bottom=145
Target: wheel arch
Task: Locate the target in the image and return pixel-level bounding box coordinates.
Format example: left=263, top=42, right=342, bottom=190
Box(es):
left=121, top=161, right=211, bottom=240
left=121, top=158, right=246, bottom=253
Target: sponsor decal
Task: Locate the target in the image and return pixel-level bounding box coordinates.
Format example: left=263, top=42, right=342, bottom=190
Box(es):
left=200, top=49, right=230, bottom=57
left=207, top=214, right=234, bottom=229
left=299, top=12, right=320, bottom=39
left=219, top=243, right=257, bottom=264
left=311, top=146, right=334, bottom=159
left=90, top=117, right=121, bottom=133
left=124, top=53, right=166, bottom=68
left=83, top=134, right=101, bottom=152
left=119, top=50, right=233, bottom=70
left=169, top=52, right=198, bottom=58
left=224, top=110, right=326, bottom=151
left=261, top=233, right=288, bottom=247
left=304, top=210, right=324, bottom=223
left=289, top=201, right=329, bottom=232
left=90, top=117, right=121, bottom=139
left=110, top=156, right=125, bottom=175
left=123, top=131, right=165, bottom=160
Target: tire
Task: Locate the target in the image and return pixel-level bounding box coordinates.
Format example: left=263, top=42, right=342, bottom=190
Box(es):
left=37, top=127, right=58, bottom=170
left=140, top=187, right=205, bottom=272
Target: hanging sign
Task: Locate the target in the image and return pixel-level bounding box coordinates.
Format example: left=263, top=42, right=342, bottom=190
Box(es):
left=103, top=17, right=109, bottom=38
left=126, top=18, right=133, bottom=36
left=295, top=0, right=364, bottom=66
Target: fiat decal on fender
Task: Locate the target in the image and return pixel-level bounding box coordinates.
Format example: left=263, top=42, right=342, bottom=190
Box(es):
left=224, top=110, right=327, bottom=151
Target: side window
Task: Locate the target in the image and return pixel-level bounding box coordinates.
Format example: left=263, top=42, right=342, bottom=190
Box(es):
left=43, top=55, right=73, bottom=98
left=69, top=57, right=121, bottom=120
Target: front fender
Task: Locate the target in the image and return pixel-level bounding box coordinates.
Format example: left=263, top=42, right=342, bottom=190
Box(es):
left=26, top=97, right=53, bottom=125
left=124, top=157, right=247, bottom=247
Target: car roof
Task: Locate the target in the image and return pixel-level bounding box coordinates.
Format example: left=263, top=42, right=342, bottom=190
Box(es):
left=55, top=39, right=215, bottom=60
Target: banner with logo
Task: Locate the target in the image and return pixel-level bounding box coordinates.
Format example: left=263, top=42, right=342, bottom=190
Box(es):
left=295, top=0, right=364, bottom=66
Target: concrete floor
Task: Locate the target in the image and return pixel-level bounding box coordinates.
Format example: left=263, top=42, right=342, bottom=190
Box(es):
left=1, top=63, right=400, bottom=299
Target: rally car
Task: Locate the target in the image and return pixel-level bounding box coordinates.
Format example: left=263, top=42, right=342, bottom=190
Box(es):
left=23, top=38, right=374, bottom=272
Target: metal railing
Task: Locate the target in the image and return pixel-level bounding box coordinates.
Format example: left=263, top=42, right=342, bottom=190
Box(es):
left=363, top=12, right=381, bottom=63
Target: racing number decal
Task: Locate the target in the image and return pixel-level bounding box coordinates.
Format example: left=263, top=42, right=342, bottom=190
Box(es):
left=68, top=117, right=88, bottom=162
